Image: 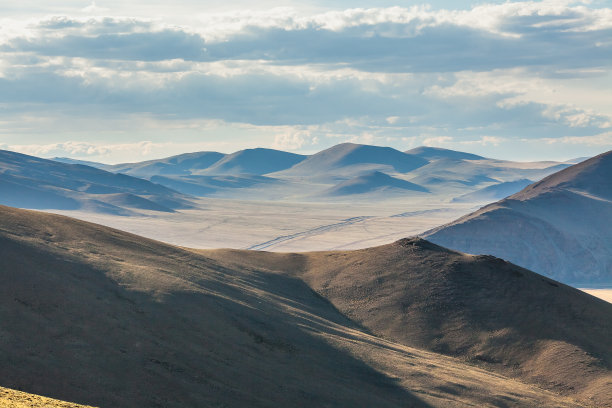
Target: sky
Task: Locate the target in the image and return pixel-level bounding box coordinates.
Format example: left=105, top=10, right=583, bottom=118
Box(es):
left=0, top=0, right=611, bottom=163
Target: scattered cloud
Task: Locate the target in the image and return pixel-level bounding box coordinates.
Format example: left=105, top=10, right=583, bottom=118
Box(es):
left=0, top=1, right=610, bottom=161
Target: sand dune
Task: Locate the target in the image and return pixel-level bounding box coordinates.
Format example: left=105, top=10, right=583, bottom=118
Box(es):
left=0, top=205, right=595, bottom=407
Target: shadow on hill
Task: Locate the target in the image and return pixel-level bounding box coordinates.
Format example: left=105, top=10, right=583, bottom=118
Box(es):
left=0, top=236, right=431, bottom=408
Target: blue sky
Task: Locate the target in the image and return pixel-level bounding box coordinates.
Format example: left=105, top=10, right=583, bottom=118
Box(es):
left=0, top=0, right=611, bottom=162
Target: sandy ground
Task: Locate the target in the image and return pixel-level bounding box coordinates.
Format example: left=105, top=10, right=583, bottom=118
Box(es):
left=0, top=387, right=96, bottom=408
left=47, top=197, right=477, bottom=251
left=581, top=289, right=612, bottom=304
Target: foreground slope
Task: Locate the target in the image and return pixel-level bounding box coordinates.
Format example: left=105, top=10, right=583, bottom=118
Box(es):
left=0, top=387, right=96, bottom=408
left=210, top=239, right=612, bottom=407
left=0, top=205, right=583, bottom=408
left=0, top=150, right=192, bottom=215
left=425, top=150, right=612, bottom=285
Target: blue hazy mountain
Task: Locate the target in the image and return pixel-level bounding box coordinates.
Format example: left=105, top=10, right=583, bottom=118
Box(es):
left=104, top=151, right=226, bottom=177
left=452, top=179, right=533, bottom=202
left=405, top=146, right=486, bottom=160
left=275, top=143, right=428, bottom=178
left=149, top=174, right=280, bottom=196
left=0, top=150, right=192, bottom=215
left=323, top=171, right=429, bottom=196
left=425, top=150, right=612, bottom=285
left=46, top=144, right=574, bottom=200
left=201, top=148, right=306, bottom=175
left=52, top=157, right=109, bottom=168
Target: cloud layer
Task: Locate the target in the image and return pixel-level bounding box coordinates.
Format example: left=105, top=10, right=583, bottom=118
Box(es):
left=0, top=1, right=610, bottom=161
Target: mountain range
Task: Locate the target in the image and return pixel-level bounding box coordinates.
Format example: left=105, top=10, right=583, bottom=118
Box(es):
left=47, top=143, right=571, bottom=201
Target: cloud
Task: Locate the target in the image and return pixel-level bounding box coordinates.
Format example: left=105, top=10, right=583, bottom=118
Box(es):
left=0, top=2, right=610, bottom=161
left=422, top=136, right=453, bottom=146
left=3, top=3, right=611, bottom=72
left=272, top=129, right=318, bottom=150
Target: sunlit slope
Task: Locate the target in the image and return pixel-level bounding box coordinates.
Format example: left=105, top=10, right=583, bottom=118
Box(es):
left=0, top=387, right=96, bottom=408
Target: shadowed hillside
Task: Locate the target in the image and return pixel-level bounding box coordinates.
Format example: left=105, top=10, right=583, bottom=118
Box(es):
left=0, top=205, right=587, bottom=408
left=425, top=150, right=612, bottom=285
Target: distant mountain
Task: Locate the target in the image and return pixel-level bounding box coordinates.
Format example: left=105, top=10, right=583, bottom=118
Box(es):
left=276, top=143, right=428, bottom=178
left=105, top=151, right=226, bottom=177
left=52, top=157, right=108, bottom=168
left=0, top=150, right=192, bottom=215
left=202, top=148, right=306, bottom=175
left=452, top=179, right=533, bottom=202
left=565, top=156, right=590, bottom=164
left=406, top=146, right=486, bottom=160
left=323, top=171, right=428, bottom=196
left=407, top=157, right=569, bottom=194
left=425, top=150, right=612, bottom=285
left=46, top=144, right=572, bottom=201
left=149, top=174, right=279, bottom=196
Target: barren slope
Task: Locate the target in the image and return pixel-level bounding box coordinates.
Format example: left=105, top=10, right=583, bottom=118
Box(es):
left=208, top=239, right=612, bottom=407
left=0, top=205, right=583, bottom=408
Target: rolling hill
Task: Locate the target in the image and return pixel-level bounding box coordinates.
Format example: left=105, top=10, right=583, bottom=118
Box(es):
left=425, top=150, right=612, bottom=285
left=0, top=205, right=599, bottom=407
left=201, top=148, right=306, bottom=175
left=406, top=146, right=486, bottom=161
left=103, top=151, right=225, bottom=177
left=322, top=171, right=429, bottom=196
left=0, top=150, right=193, bottom=215
left=274, top=143, right=428, bottom=178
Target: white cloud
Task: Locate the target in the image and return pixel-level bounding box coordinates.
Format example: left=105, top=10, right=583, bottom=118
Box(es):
left=422, top=136, right=453, bottom=146
left=272, top=129, right=318, bottom=150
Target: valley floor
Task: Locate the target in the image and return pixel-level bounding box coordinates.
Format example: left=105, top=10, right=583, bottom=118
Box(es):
left=46, top=197, right=476, bottom=251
